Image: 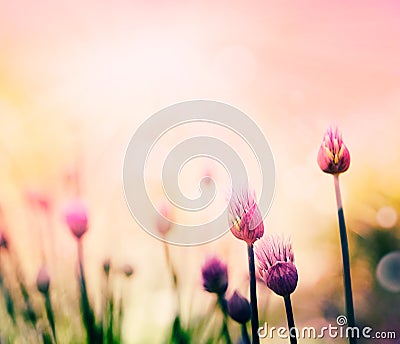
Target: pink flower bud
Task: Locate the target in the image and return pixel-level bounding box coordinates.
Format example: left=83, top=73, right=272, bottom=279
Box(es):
left=228, top=189, right=264, bottom=245
left=156, top=201, right=172, bottom=237
left=36, top=266, right=50, bottom=294
left=317, top=127, right=350, bottom=175
left=25, top=189, right=50, bottom=212
left=64, top=200, right=88, bottom=239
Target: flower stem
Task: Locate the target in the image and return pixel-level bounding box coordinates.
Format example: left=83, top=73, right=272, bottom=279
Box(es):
left=218, top=296, right=232, bottom=344
left=334, top=174, right=356, bottom=344
left=44, top=292, right=57, bottom=343
left=163, top=242, right=179, bottom=302
left=241, top=323, right=251, bottom=344
left=283, top=295, right=297, bottom=344
left=77, top=240, right=99, bottom=343
left=247, top=243, right=260, bottom=344
left=163, top=242, right=189, bottom=342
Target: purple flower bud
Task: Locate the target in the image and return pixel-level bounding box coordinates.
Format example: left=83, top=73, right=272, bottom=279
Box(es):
left=317, top=127, right=350, bottom=175
left=228, top=189, right=264, bottom=245
left=36, top=266, right=50, bottom=294
left=255, top=235, right=298, bottom=297
left=265, top=261, right=298, bottom=296
left=227, top=290, right=251, bottom=324
left=201, top=256, right=228, bottom=295
left=0, top=232, right=8, bottom=250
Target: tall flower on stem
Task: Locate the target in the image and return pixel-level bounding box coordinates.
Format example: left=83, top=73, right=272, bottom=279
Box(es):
left=156, top=202, right=189, bottom=342
left=317, top=126, right=356, bottom=344
left=228, top=189, right=263, bottom=344
left=156, top=201, right=177, bottom=295
left=64, top=200, right=100, bottom=343
left=113, top=263, right=134, bottom=344
left=255, top=235, right=298, bottom=344
left=201, top=256, right=231, bottom=344
left=36, top=265, right=57, bottom=343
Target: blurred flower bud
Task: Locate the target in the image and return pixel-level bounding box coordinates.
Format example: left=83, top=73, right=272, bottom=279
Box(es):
left=156, top=201, right=172, bottom=237
left=317, top=127, right=350, bottom=175
left=103, top=258, right=111, bottom=276
left=201, top=256, right=228, bottom=295
left=64, top=200, right=88, bottom=239
left=0, top=231, right=8, bottom=250
left=227, top=290, right=251, bottom=324
left=25, top=188, right=50, bottom=212
left=202, top=164, right=215, bottom=186
left=36, top=266, right=50, bottom=294
left=122, top=264, right=134, bottom=278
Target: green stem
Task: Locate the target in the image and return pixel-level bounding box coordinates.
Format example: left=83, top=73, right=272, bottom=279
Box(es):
left=218, top=296, right=232, bottom=344
left=44, top=292, right=57, bottom=343
left=283, top=295, right=297, bottom=344
left=196, top=301, right=219, bottom=341
left=102, top=268, right=112, bottom=344
left=77, top=240, right=99, bottom=343
left=163, top=242, right=188, bottom=342
left=247, top=244, right=260, bottom=344
left=241, top=323, right=251, bottom=344
left=334, top=174, right=356, bottom=344
left=163, top=242, right=181, bottom=311
left=0, top=251, right=16, bottom=325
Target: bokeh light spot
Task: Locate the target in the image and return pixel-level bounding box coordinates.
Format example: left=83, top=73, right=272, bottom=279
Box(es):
left=376, top=206, right=398, bottom=228
left=376, top=251, right=400, bottom=293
